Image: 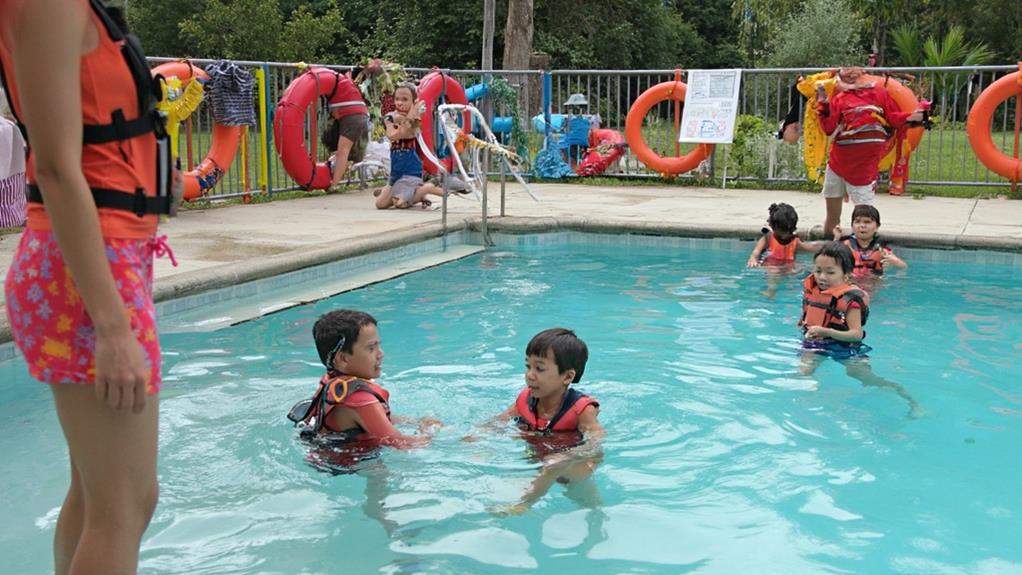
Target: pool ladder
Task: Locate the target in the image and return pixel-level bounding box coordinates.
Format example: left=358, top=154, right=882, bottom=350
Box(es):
left=418, top=103, right=537, bottom=244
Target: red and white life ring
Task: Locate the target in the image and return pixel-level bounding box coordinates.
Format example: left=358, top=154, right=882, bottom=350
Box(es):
left=274, top=67, right=366, bottom=189
left=417, top=71, right=471, bottom=174
left=152, top=61, right=241, bottom=200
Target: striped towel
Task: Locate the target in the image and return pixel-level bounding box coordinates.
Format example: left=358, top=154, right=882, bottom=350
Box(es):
left=0, top=172, right=26, bottom=228
left=1, top=116, right=26, bottom=227
left=204, top=60, right=256, bottom=126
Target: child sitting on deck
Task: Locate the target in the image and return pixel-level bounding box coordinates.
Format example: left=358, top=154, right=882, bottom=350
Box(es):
left=374, top=82, right=447, bottom=209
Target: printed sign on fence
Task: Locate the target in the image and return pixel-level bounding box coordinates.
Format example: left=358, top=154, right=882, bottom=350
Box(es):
left=678, top=69, right=742, bottom=144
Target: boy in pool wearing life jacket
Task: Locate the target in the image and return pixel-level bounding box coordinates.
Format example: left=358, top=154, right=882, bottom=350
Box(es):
left=832, top=204, right=907, bottom=278
left=287, top=309, right=440, bottom=449
left=799, top=243, right=923, bottom=417
left=747, top=203, right=820, bottom=298
left=487, top=328, right=604, bottom=514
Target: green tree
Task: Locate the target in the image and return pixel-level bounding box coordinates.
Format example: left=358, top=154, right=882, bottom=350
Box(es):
left=278, top=4, right=345, bottom=63
left=675, top=0, right=747, bottom=68
left=533, top=0, right=700, bottom=69
left=730, top=0, right=800, bottom=65
left=765, top=0, right=861, bottom=68
left=179, top=0, right=283, bottom=61
left=127, top=0, right=204, bottom=57
left=962, top=0, right=1021, bottom=64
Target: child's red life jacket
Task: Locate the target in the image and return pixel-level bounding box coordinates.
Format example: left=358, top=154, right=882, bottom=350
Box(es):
left=841, top=236, right=886, bottom=276
left=515, top=387, right=598, bottom=433
left=287, top=372, right=390, bottom=441
left=800, top=275, right=870, bottom=334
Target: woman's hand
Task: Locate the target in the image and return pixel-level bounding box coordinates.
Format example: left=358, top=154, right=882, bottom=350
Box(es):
left=94, top=326, right=150, bottom=413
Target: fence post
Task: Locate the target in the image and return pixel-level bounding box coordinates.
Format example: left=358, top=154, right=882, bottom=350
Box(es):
left=257, top=63, right=273, bottom=197
left=543, top=72, right=552, bottom=145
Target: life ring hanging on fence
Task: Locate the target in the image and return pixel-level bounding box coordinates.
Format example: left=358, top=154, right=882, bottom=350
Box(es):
left=967, top=69, right=1022, bottom=182
left=152, top=61, right=241, bottom=201
left=870, top=75, right=924, bottom=172
left=417, top=70, right=471, bottom=175
left=274, top=67, right=367, bottom=190
left=625, top=80, right=713, bottom=176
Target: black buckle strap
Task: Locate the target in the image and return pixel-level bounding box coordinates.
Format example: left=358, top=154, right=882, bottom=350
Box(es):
left=28, top=184, right=170, bottom=217
left=82, top=111, right=157, bottom=145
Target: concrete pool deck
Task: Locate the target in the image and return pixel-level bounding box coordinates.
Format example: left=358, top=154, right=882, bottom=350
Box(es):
left=2, top=182, right=1022, bottom=343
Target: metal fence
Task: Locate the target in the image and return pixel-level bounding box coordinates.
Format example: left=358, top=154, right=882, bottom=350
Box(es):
left=148, top=58, right=1020, bottom=201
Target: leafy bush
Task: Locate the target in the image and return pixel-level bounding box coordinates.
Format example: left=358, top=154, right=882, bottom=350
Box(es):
left=725, top=114, right=771, bottom=179
left=765, top=0, right=860, bottom=68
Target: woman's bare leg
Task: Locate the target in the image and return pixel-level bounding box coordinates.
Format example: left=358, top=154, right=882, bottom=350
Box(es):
left=52, top=385, right=159, bottom=575
left=53, top=459, right=84, bottom=575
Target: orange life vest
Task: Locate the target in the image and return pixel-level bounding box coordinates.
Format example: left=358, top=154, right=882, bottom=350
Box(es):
left=0, top=0, right=170, bottom=239
left=841, top=236, right=886, bottom=276
left=800, top=274, right=870, bottom=333
left=515, top=387, right=598, bottom=433
left=762, top=231, right=800, bottom=264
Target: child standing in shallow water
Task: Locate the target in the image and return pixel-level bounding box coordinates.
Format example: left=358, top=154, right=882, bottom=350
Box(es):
left=747, top=203, right=819, bottom=297
left=799, top=242, right=923, bottom=417
left=747, top=203, right=818, bottom=267
left=288, top=309, right=440, bottom=449
left=469, top=328, right=604, bottom=514
left=833, top=204, right=907, bottom=278
left=374, top=82, right=446, bottom=210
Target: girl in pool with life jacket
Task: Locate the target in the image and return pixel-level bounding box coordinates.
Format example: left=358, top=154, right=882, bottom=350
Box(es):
left=746, top=203, right=820, bottom=298
left=799, top=242, right=923, bottom=417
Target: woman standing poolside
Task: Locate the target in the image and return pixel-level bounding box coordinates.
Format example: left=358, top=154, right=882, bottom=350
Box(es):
left=1, top=0, right=177, bottom=572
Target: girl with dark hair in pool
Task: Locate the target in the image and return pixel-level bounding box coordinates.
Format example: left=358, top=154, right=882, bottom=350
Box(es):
left=799, top=242, right=923, bottom=417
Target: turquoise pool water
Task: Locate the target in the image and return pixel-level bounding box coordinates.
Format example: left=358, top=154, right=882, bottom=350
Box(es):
left=2, top=234, right=1021, bottom=574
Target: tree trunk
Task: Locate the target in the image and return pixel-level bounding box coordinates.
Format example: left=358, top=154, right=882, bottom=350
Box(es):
left=502, top=0, right=534, bottom=70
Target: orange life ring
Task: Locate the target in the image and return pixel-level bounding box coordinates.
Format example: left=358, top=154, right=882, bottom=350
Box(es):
left=151, top=62, right=241, bottom=201
left=967, top=70, right=1021, bottom=182
left=625, top=80, right=713, bottom=176
left=864, top=75, right=923, bottom=171
left=273, top=67, right=367, bottom=190
left=417, top=71, right=471, bottom=174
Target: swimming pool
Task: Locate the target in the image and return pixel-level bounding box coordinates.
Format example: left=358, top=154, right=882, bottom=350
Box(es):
left=1, top=232, right=1020, bottom=574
